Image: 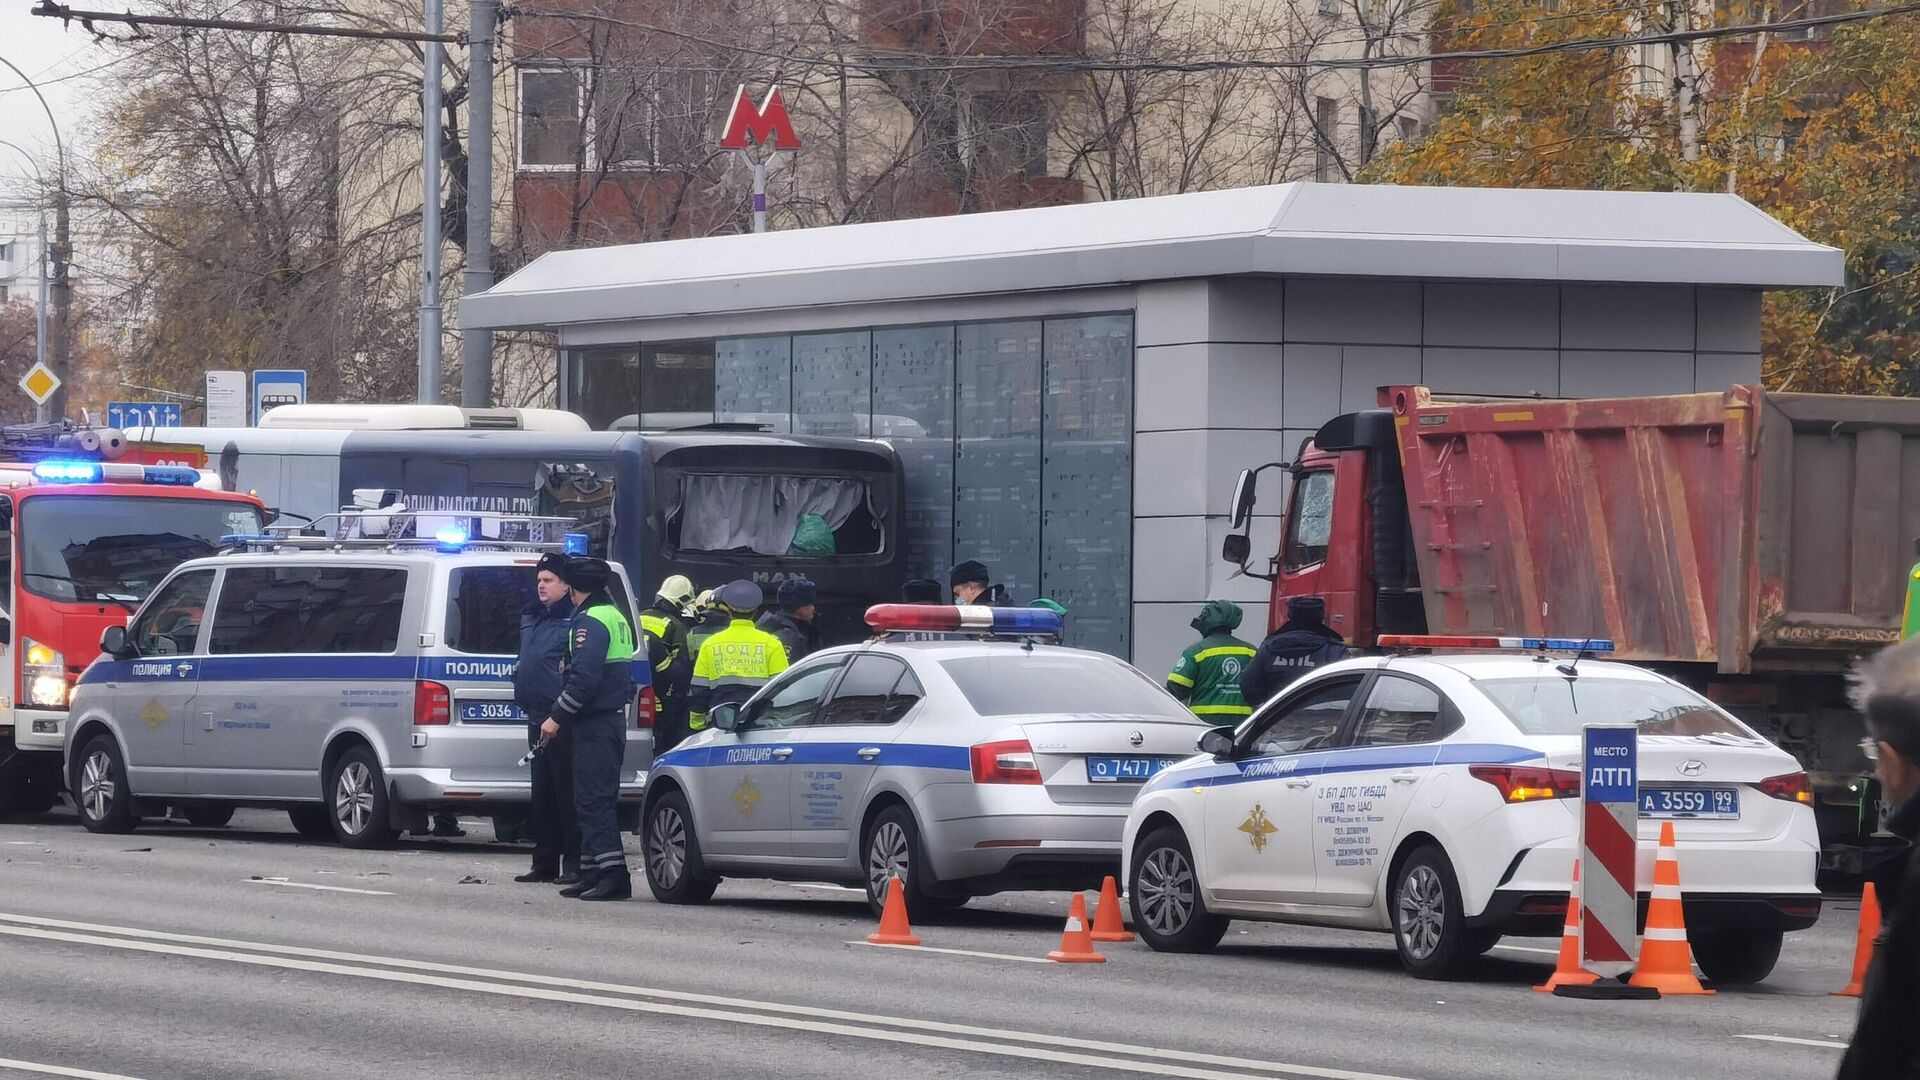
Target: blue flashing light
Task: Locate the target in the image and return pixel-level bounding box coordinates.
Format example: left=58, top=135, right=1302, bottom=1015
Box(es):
left=33, top=460, right=101, bottom=483
left=435, top=525, right=469, bottom=553
left=563, top=532, right=590, bottom=555
left=1514, top=637, right=1614, bottom=653
left=141, top=465, right=202, bottom=486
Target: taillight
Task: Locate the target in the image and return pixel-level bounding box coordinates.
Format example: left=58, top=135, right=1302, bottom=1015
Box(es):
left=635, top=686, right=656, bottom=729
left=413, top=680, right=451, bottom=726
left=1759, top=771, right=1814, bottom=805
left=1469, top=764, right=1580, bottom=803
left=970, top=739, right=1042, bottom=784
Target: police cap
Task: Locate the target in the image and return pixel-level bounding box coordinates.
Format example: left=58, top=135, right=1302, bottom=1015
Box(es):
left=777, top=576, right=817, bottom=610
left=561, top=555, right=612, bottom=593
left=717, top=579, right=763, bottom=614
left=535, top=552, right=568, bottom=578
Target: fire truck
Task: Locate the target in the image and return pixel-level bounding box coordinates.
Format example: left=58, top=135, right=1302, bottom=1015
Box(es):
left=0, top=422, right=268, bottom=817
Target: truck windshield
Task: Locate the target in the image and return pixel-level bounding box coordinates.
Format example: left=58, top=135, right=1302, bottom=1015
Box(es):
left=669, top=474, right=882, bottom=556
left=1476, top=676, right=1765, bottom=741
left=939, top=654, right=1199, bottom=721
left=21, top=495, right=265, bottom=603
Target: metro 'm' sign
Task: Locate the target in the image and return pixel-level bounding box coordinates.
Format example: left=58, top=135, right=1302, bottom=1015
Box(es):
left=719, top=85, right=803, bottom=151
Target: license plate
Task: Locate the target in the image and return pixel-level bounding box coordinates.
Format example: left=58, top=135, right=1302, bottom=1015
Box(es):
left=1639, top=786, right=1739, bottom=819
left=458, top=701, right=526, bottom=723
left=1085, top=755, right=1179, bottom=783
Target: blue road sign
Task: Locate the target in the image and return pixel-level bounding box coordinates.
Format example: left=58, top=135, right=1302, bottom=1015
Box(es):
left=106, top=402, right=183, bottom=429
left=1583, top=725, right=1639, bottom=804
left=252, top=369, right=307, bottom=425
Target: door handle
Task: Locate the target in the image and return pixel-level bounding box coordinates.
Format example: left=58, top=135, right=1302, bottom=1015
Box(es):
left=201, top=711, right=214, bottom=732
left=1284, top=778, right=1312, bottom=789
left=1391, top=772, right=1419, bottom=784
left=770, top=747, right=794, bottom=760
left=857, top=747, right=882, bottom=760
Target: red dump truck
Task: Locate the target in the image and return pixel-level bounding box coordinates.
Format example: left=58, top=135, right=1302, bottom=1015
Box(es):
left=1223, top=384, right=1920, bottom=869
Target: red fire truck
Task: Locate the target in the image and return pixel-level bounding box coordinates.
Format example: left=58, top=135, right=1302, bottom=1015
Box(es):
left=0, top=424, right=267, bottom=816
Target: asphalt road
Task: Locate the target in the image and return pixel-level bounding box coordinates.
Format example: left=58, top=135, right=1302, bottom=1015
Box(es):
left=0, top=807, right=1865, bottom=1080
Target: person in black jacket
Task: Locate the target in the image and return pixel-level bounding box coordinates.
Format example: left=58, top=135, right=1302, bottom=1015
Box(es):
left=1839, top=637, right=1920, bottom=1080
left=757, top=576, right=817, bottom=664
left=511, top=553, right=578, bottom=884
left=1239, top=596, right=1349, bottom=710
left=950, top=560, right=1009, bottom=606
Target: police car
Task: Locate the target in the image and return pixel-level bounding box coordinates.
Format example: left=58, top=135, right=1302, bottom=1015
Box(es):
left=640, top=605, right=1210, bottom=917
left=64, top=509, right=652, bottom=847
left=1120, top=637, right=1823, bottom=982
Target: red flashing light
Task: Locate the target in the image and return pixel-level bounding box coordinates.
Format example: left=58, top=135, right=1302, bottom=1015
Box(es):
left=1758, top=771, right=1814, bottom=805
left=970, top=739, right=1043, bottom=785
left=413, top=680, right=451, bottom=726
left=1469, top=764, right=1579, bottom=803
left=1379, top=635, right=1505, bottom=650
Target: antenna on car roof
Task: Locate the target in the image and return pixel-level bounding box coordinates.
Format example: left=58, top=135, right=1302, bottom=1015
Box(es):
left=1555, top=639, right=1598, bottom=678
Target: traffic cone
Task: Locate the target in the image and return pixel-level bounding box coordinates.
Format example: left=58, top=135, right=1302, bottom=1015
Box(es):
left=1534, top=858, right=1600, bottom=993
left=1629, top=822, right=1713, bottom=995
left=1046, top=893, right=1107, bottom=963
left=1834, top=882, right=1882, bottom=998
left=866, top=875, right=921, bottom=947
left=1090, top=875, right=1134, bottom=943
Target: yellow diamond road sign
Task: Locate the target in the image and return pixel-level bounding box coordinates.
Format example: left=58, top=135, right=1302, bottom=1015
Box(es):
left=19, top=362, right=59, bottom=405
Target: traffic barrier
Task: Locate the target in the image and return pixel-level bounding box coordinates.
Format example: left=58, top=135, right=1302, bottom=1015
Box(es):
left=1046, top=893, right=1107, bottom=963
left=1628, top=822, right=1713, bottom=996
left=1090, top=875, right=1134, bottom=943
left=1834, top=882, right=1882, bottom=998
left=1535, top=859, right=1600, bottom=993
left=866, top=876, right=922, bottom=947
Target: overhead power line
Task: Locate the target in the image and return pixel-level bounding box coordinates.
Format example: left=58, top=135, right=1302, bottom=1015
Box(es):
left=28, top=1, right=465, bottom=45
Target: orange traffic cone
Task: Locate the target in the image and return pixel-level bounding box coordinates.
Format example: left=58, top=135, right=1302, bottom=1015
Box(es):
left=1047, top=893, right=1107, bottom=963
left=1629, top=822, right=1713, bottom=996
left=1535, top=858, right=1600, bottom=993
left=1834, top=882, right=1882, bottom=998
left=1090, top=875, right=1134, bottom=943
left=867, top=875, right=922, bottom=947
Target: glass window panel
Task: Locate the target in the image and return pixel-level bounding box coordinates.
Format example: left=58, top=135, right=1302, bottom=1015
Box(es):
left=873, top=325, right=955, bottom=582
left=956, top=320, right=1042, bottom=602
left=567, top=346, right=640, bottom=430
left=1041, top=315, right=1132, bottom=657
left=715, top=336, right=792, bottom=431
left=521, top=69, right=584, bottom=167
left=793, top=331, right=872, bottom=436
left=639, top=341, right=715, bottom=429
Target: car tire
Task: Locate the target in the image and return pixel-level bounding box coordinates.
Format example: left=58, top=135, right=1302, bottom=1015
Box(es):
left=1130, top=826, right=1229, bottom=954
left=287, top=805, right=334, bottom=840
left=1392, top=844, right=1471, bottom=979
left=3, top=756, right=61, bottom=816
left=327, top=745, right=398, bottom=849
left=73, top=735, right=138, bottom=835
left=1690, top=928, right=1783, bottom=985
left=182, top=804, right=235, bottom=828
left=864, top=804, right=944, bottom=920
left=642, top=789, right=719, bottom=904
left=1466, top=928, right=1504, bottom=957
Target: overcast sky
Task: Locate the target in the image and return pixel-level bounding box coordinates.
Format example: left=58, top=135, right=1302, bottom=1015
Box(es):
left=0, top=2, right=116, bottom=205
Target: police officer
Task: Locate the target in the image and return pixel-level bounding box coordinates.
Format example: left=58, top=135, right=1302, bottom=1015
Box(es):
left=756, top=576, right=817, bottom=664
left=901, top=578, right=943, bottom=604
left=640, top=575, right=695, bottom=755
left=1166, top=599, right=1256, bottom=722
left=688, top=580, right=789, bottom=732
left=950, top=561, right=1009, bottom=606
left=541, top=555, right=640, bottom=901
left=512, top=553, right=578, bottom=884
left=1239, top=596, right=1349, bottom=709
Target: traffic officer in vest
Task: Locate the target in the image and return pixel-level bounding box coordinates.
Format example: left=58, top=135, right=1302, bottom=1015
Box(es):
left=640, top=575, right=695, bottom=754
left=540, top=555, right=640, bottom=901
left=512, top=553, right=578, bottom=884
left=687, top=580, right=790, bottom=732
left=1165, top=599, right=1257, bottom=722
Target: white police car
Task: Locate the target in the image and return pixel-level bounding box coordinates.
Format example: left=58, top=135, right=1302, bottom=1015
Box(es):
left=641, top=605, right=1209, bottom=917
left=1120, top=637, right=1823, bottom=982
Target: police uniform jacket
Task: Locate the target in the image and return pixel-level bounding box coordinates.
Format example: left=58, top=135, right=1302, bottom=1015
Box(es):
left=687, top=618, right=790, bottom=725
left=512, top=595, right=575, bottom=718
left=1240, top=625, right=1349, bottom=709
left=550, top=593, right=641, bottom=726
left=755, top=610, right=813, bottom=665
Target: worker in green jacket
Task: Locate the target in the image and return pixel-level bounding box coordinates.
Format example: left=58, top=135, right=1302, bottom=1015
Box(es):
left=1166, top=599, right=1257, bottom=721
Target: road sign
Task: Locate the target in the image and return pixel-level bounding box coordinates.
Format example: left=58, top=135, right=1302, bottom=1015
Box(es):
left=107, top=402, right=183, bottom=430
left=251, top=369, right=307, bottom=425
left=206, top=370, right=247, bottom=427
left=719, top=86, right=802, bottom=150
left=1580, top=724, right=1640, bottom=972
left=18, top=361, right=59, bottom=405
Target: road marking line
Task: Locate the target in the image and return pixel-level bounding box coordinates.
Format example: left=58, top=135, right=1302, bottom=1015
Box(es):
left=0, top=913, right=1415, bottom=1080
left=244, top=878, right=393, bottom=896
left=1734, top=1035, right=1847, bottom=1050
left=1489, top=944, right=1560, bottom=957
left=850, top=940, right=1053, bottom=964
left=0, top=1057, right=152, bottom=1080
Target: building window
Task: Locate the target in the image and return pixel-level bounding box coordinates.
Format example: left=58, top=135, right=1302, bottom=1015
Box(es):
left=1358, top=104, right=1378, bottom=164
left=595, top=69, right=715, bottom=168
left=0, top=242, right=13, bottom=262
left=638, top=341, right=716, bottom=428
left=1398, top=116, right=1420, bottom=144
left=520, top=67, right=588, bottom=169
left=1318, top=0, right=1342, bottom=17
left=970, top=93, right=1050, bottom=179
left=0, top=285, right=8, bottom=304
left=1314, top=97, right=1338, bottom=182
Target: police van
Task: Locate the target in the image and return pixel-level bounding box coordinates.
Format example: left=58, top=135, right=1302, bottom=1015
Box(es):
left=62, top=506, right=652, bottom=847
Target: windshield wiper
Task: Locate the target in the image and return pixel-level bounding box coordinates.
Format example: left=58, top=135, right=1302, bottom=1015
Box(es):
left=22, top=572, right=141, bottom=610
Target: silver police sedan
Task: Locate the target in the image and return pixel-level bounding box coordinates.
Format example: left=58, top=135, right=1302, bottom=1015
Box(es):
left=640, top=630, right=1209, bottom=917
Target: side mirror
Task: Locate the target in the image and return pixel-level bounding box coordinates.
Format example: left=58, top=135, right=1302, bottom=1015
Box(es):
left=1222, top=533, right=1251, bottom=567
left=101, top=624, right=128, bottom=659
left=1198, top=727, right=1235, bottom=760
left=709, top=702, right=742, bottom=733
left=1229, top=469, right=1257, bottom=531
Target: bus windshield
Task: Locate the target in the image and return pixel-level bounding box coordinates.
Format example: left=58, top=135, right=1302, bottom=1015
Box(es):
left=21, top=495, right=266, bottom=603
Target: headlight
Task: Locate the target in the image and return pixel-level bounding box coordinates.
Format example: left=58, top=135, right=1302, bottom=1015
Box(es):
left=22, top=638, right=68, bottom=709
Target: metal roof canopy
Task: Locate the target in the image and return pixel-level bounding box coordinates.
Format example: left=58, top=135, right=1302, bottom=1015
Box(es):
left=461, top=182, right=1846, bottom=331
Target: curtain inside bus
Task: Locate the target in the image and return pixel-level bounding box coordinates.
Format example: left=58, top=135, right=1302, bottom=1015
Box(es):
left=674, top=475, right=868, bottom=556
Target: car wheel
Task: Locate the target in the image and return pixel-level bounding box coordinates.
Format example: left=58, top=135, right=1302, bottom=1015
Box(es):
left=864, top=804, right=944, bottom=919
left=1690, top=929, right=1783, bottom=985
left=1392, top=845, right=1471, bottom=979
left=1130, top=826, right=1229, bottom=953
left=182, top=804, right=235, bottom=828
left=73, top=736, right=138, bottom=834
left=327, top=746, right=398, bottom=849
left=287, top=805, right=334, bottom=840
left=643, top=790, right=719, bottom=904
left=3, top=756, right=61, bottom=816
left=1466, top=928, right=1504, bottom=957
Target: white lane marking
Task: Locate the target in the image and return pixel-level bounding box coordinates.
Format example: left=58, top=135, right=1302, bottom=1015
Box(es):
left=0, top=914, right=1415, bottom=1080
left=5, top=840, right=44, bottom=845
left=1489, top=944, right=1560, bottom=957
left=0, top=1058, right=152, bottom=1080
left=1733, top=1035, right=1847, bottom=1050
left=851, top=940, right=1054, bottom=964
left=244, top=878, right=393, bottom=896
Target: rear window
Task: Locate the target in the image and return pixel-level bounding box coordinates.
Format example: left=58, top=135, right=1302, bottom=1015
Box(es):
left=938, top=654, right=1198, bottom=721
left=210, top=565, right=408, bottom=655
left=1476, top=676, right=1762, bottom=740
left=442, top=565, right=637, bottom=655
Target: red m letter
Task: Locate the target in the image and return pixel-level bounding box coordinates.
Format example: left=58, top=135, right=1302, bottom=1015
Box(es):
left=719, top=86, right=803, bottom=151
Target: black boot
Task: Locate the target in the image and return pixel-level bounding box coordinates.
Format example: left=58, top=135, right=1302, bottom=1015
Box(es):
left=577, top=872, right=632, bottom=901
left=513, top=866, right=558, bottom=883
left=558, top=874, right=597, bottom=898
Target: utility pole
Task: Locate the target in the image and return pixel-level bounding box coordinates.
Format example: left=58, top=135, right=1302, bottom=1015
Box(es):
left=460, top=0, right=495, bottom=407
left=0, top=56, right=71, bottom=419
left=419, top=0, right=445, bottom=404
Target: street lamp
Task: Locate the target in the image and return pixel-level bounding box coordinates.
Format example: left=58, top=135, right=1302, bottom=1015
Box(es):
left=0, top=54, right=70, bottom=421
left=0, top=139, right=50, bottom=391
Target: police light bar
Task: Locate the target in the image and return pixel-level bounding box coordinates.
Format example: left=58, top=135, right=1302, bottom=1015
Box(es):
left=1377, top=634, right=1615, bottom=653
left=865, top=604, right=1064, bottom=638
left=32, top=460, right=202, bottom=486
left=33, top=460, right=100, bottom=483
left=435, top=525, right=469, bottom=553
